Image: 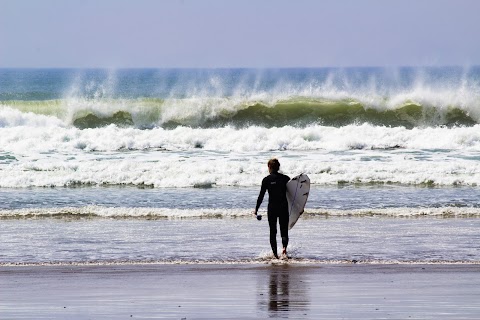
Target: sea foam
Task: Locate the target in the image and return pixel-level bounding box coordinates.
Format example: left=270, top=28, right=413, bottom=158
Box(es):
left=1, top=206, right=480, bottom=219
left=1, top=123, right=480, bottom=187
left=1, top=121, right=480, bottom=153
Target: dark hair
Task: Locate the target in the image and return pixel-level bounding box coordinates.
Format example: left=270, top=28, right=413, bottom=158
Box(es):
left=268, top=158, right=280, bottom=172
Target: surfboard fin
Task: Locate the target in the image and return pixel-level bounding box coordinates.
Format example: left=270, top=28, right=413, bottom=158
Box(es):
left=291, top=173, right=305, bottom=182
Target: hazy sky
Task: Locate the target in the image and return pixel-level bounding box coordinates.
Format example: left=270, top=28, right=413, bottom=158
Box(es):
left=1, top=0, right=479, bottom=68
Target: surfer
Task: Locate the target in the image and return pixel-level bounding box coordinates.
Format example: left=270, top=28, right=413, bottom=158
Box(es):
left=254, top=158, right=290, bottom=259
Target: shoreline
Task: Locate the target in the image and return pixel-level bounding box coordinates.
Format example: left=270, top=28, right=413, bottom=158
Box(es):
left=2, top=264, right=480, bottom=319
left=2, top=259, right=480, bottom=267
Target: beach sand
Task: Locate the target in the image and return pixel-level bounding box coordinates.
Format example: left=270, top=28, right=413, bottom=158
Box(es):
left=1, top=263, right=480, bottom=319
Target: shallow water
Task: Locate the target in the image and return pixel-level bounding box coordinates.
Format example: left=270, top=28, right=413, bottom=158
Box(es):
left=1, top=213, right=479, bottom=265
left=1, top=185, right=480, bottom=211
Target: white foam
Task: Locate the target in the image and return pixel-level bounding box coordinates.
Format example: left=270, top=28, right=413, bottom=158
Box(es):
left=2, top=118, right=480, bottom=187
left=1, top=152, right=480, bottom=188
left=0, top=106, right=64, bottom=127
left=1, top=206, right=479, bottom=219
left=2, top=122, right=480, bottom=153
left=0, top=206, right=250, bottom=219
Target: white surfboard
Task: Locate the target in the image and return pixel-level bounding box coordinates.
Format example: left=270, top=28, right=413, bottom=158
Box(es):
left=286, top=173, right=310, bottom=230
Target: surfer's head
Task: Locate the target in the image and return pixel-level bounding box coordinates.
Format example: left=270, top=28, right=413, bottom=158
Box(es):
left=268, top=158, right=280, bottom=173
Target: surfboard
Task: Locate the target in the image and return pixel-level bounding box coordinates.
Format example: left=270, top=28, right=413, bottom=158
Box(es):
left=286, top=173, right=310, bottom=230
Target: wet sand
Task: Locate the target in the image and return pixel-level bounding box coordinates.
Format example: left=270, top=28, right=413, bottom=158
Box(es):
left=1, top=264, right=480, bottom=319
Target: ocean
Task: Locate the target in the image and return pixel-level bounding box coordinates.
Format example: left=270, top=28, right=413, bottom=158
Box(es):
left=1, top=67, right=480, bottom=265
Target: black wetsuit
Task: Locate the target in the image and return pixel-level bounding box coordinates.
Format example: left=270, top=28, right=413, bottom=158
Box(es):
left=255, top=172, right=290, bottom=255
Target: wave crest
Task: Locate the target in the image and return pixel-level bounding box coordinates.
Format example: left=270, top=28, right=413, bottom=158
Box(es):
left=1, top=95, right=479, bottom=129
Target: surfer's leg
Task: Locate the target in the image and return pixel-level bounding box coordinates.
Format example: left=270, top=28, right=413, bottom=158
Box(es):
left=279, top=213, right=289, bottom=255
left=268, top=213, right=279, bottom=258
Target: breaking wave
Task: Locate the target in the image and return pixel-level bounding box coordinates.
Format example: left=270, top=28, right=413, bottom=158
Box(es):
left=2, top=67, right=480, bottom=129
left=1, top=96, right=479, bottom=129
left=2, top=206, right=480, bottom=220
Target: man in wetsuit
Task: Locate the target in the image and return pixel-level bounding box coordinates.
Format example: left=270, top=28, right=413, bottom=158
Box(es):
left=254, top=158, right=290, bottom=259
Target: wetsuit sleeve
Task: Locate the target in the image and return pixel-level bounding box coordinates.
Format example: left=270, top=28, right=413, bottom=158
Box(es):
left=255, top=178, right=267, bottom=211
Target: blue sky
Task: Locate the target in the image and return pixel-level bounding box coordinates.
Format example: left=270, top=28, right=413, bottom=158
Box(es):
left=1, top=0, right=479, bottom=68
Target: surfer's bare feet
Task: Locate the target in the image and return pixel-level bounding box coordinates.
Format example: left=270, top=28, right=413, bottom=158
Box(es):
left=273, top=252, right=279, bottom=259
left=281, top=247, right=288, bottom=259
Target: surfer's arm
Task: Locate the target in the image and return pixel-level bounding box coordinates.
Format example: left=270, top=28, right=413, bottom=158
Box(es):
left=254, top=178, right=267, bottom=214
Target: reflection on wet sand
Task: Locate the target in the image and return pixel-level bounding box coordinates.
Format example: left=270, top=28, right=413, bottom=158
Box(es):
left=258, top=265, right=310, bottom=317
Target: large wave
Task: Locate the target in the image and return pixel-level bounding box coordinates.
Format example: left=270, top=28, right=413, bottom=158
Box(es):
left=1, top=67, right=479, bottom=129
left=0, top=95, right=479, bottom=129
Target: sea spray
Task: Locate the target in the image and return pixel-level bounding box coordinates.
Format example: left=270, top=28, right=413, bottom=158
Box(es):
left=1, top=67, right=480, bottom=128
